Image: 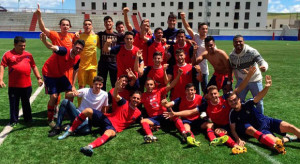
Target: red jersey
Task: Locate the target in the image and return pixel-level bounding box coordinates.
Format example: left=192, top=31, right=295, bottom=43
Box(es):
left=173, top=42, right=193, bottom=64
left=141, top=87, right=168, bottom=117
left=206, top=96, right=231, bottom=126
left=173, top=94, right=202, bottom=120
left=109, top=88, right=131, bottom=113
left=170, top=64, right=193, bottom=100
left=49, top=31, right=74, bottom=48
left=133, top=29, right=152, bottom=66
left=105, top=98, right=141, bottom=132
left=144, top=66, right=166, bottom=89
left=1, top=49, right=36, bottom=88
left=146, top=39, right=166, bottom=66
left=42, top=47, right=80, bottom=78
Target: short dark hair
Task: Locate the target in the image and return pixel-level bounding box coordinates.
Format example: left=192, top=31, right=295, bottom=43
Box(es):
left=198, top=22, right=208, bottom=29
left=83, top=19, right=92, bottom=24
left=175, top=49, right=184, bottom=55
left=14, top=36, right=26, bottom=44
left=59, top=18, right=72, bottom=28
left=93, top=76, right=104, bottom=83
left=119, top=74, right=129, bottom=80
left=124, top=31, right=134, bottom=37
left=130, top=90, right=142, bottom=97
left=104, top=16, right=113, bottom=22
left=154, top=27, right=163, bottom=34
left=153, top=51, right=163, bottom=58
left=176, top=29, right=185, bottom=36
left=233, top=35, right=243, bottom=41
left=74, top=39, right=85, bottom=47
left=116, top=21, right=124, bottom=27
left=185, top=83, right=195, bottom=90
left=204, top=36, right=215, bottom=44
left=168, top=13, right=177, bottom=20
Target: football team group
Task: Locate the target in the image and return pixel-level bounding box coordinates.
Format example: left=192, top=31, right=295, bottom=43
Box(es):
left=0, top=5, right=299, bottom=156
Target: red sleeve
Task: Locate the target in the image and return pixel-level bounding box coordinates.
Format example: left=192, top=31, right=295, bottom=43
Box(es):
left=0, top=53, right=8, bottom=67
left=29, top=53, right=36, bottom=68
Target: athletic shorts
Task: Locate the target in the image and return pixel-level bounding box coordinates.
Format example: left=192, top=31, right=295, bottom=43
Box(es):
left=182, top=118, right=207, bottom=129
left=90, top=109, right=116, bottom=132
left=207, top=72, right=229, bottom=91
left=148, top=115, right=166, bottom=126
left=78, top=69, right=97, bottom=87
left=214, top=124, right=231, bottom=133
left=44, top=75, right=72, bottom=94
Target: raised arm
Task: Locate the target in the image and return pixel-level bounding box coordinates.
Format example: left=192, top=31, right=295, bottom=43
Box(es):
left=0, top=65, right=6, bottom=88
left=165, top=68, right=183, bottom=92
left=233, top=66, right=257, bottom=94
left=134, top=50, right=144, bottom=76
left=180, top=12, right=194, bottom=39
left=126, top=68, right=137, bottom=87
left=163, top=64, right=170, bottom=85
left=32, top=66, right=43, bottom=86
left=123, top=7, right=133, bottom=31
left=113, top=78, right=122, bottom=102
left=193, top=51, right=206, bottom=65
left=35, top=4, right=50, bottom=36
left=102, top=37, right=112, bottom=53
left=253, top=75, right=272, bottom=103
left=39, top=32, right=58, bottom=51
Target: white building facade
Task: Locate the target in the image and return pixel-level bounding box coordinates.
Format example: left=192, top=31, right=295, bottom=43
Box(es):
left=75, top=0, right=268, bottom=31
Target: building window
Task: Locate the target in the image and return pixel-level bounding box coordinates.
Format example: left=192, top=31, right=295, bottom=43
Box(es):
left=170, top=12, right=173, bottom=15
left=208, top=2, right=211, bottom=6
left=177, top=12, right=181, bottom=19
left=226, top=2, right=230, bottom=6
left=216, top=22, right=219, bottom=27
left=245, top=12, right=249, bottom=20
left=256, top=22, right=260, bottom=27
left=151, top=13, right=155, bottom=17
left=143, top=13, right=146, bottom=17
left=235, top=2, right=240, bottom=9
left=143, top=3, right=146, bottom=7
left=198, top=12, right=202, bottom=17
left=151, top=23, right=154, bottom=27
left=189, top=2, right=194, bottom=9
left=207, top=22, right=210, bottom=27
left=91, top=2, right=96, bottom=10
left=102, top=12, right=107, bottom=15
left=207, top=12, right=211, bottom=17
left=234, top=23, right=239, bottom=29
left=178, top=22, right=182, bottom=28
left=113, top=12, right=117, bottom=15
left=81, top=12, right=85, bottom=14
left=188, top=22, right=193, bottom=28
left=81, top=2, right=85, bottom=7
left=92, top=12, right=96, bottom=15
left=161, top=22, right=165, bottom=26
left=224, top=22, right=228, bottom=27
left=234, top=12, right=239, bottom=20
left=113, top=2, right=117, bottom=7
left=170, top=2, right=174, bottom=6
left=132, top=3, right=137, bottom=10
left=151, top=3, right=155, bottom=7
left=280, top=24, right=283, bottom=28
left=188, top=12, right=193, bottom=19
left=258, top=2, right=262, bottom=6
left=199, top=2, right=203, bottom=6
left=122, top=3, right=127, bottom=10
left=245, top=2, right=251, bottom=9
left=102, top=2, right=107, bottom=10
left=257, top=12, right=261, bottom=17
left=216, top=12, right=220, bottom=17
left=269, top=24, right=272, bottom=27
left=161, top=2, right=165, bottom=6
left=178, top=2, right=183, bottom=9
left=244, top=23, right=249, bottom=29
left=133, top=13, right=137, bottom=15
left=225, top=12, right=229, bottom=17
left=217, top=2, right=221, bottom=6
left=161, top=12, right=165, bottom=16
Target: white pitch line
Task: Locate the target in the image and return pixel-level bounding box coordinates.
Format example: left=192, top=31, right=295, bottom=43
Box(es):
left=247, top=142, right=281, bottom=164
left=0, top=84, right=44, bottom=145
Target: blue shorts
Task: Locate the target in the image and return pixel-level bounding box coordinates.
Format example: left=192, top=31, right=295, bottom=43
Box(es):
left=44, top=75, right=72, bottom=94
left=237, top=118, right=285, bottom=136
left=182, top=118, right=207, bottom=129
left=148, top=115, right=166, bottom=126
left=90, top=109, right=116, bottom=132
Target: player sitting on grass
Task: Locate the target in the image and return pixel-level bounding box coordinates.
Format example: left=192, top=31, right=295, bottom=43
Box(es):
left=140, top=68, right=183, bottom=143
left=48, top=76, right=109, bottom=137
left=57, top=78, right=142, bottom=156
left=228, top=75, right=300, bottom=155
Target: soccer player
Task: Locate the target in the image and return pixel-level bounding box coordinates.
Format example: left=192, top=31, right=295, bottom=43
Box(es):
left=193, top=36, right=232, bottom=94
left=48, top=76, right=108, bottom=137
left=115, top=21, right=125, bottom=34
left=229, top=35, right=268, bottom=114
left=162, top=83, right=213, bottom=147
left=97, top=16, right=120, bottom=91
left=181, top=12, right=209, bottom=94
left=140, top=68, right=183, bottom=143
left=58, top=78, right=142, bottom=157
left=0, top=36, right=43, bottom=126
left=228, top=75, right=300, bottom=154
left=39, top=32, right=84, bottom=126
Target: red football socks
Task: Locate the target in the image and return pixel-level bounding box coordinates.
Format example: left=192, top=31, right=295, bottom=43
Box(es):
left=90, top=134, right=109, bottom=148
left=254, top=130, right=275, bottom=147
left=47, top=105, right=55, bottom=121
left=70, top=113, right=86, bottom=132
left=207, top=128, right=216, bottom=141
left=219, top=132, right=236, bottom=148
left=142, top=122, right=153, bottom=136
left=173, top=118, right=186, bottom=133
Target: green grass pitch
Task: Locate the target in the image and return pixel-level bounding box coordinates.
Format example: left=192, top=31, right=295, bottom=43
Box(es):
left=0, top=39, right=299, bottom=163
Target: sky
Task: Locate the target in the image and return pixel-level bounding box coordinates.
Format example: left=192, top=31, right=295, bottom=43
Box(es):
left=0, top=0, right=300, bottom=13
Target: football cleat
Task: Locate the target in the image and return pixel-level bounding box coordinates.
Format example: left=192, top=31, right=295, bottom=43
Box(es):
left=274, top=139, right=286, bottom=154
left=144, top=135, right=158, bottom=143
left=232, top=146, right=247, bottom=155
left=181, top=131, right=191, bottom=143
left=80, top=146, right=93, bottom=156
left=187, top=136, right=201, bottom=147
left=48, top=128, right=61, bottom=137
left=210, top=135, right=229, bottom=146
left=48, top=121, right=56, bottom=128
left=284, top=134, right=299, bottom=142
left=58, top=130, right=73, bottom=140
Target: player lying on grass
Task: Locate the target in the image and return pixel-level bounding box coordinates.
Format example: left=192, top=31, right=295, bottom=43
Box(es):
left=163, top=67, right=257, bottom=154
left=57, top=78, right=142, bottom=156
left=140, top=68, right=185, bottom=143
left=48, top=76, right=109, bottom=137
left=228, top=75, right=300, bottom=155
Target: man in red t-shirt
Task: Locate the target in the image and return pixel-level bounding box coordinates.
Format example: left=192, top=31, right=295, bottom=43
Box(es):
left=58, top=78, right=142, bottom=156
left=0, top=36, right=43, bottom=126
left=40, top=33, right=84, bottom=126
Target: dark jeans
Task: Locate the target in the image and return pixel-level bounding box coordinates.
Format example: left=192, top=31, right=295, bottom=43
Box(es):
left=8, top=87, right=32, bottom=124
left=195, top=74, right=208, bottom=95
left=97, top=61, right=117, bottom=91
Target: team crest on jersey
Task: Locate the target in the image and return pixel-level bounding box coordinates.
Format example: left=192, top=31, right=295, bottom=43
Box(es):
left=222, top=105, right=226, bottom=109
left=132, top=117, right=136, bottom=120
left=246, top=110, right=250, bottom=114
left=94, top=40, right=96, bottom=43
left=186, top=71, right=190, bottom=75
